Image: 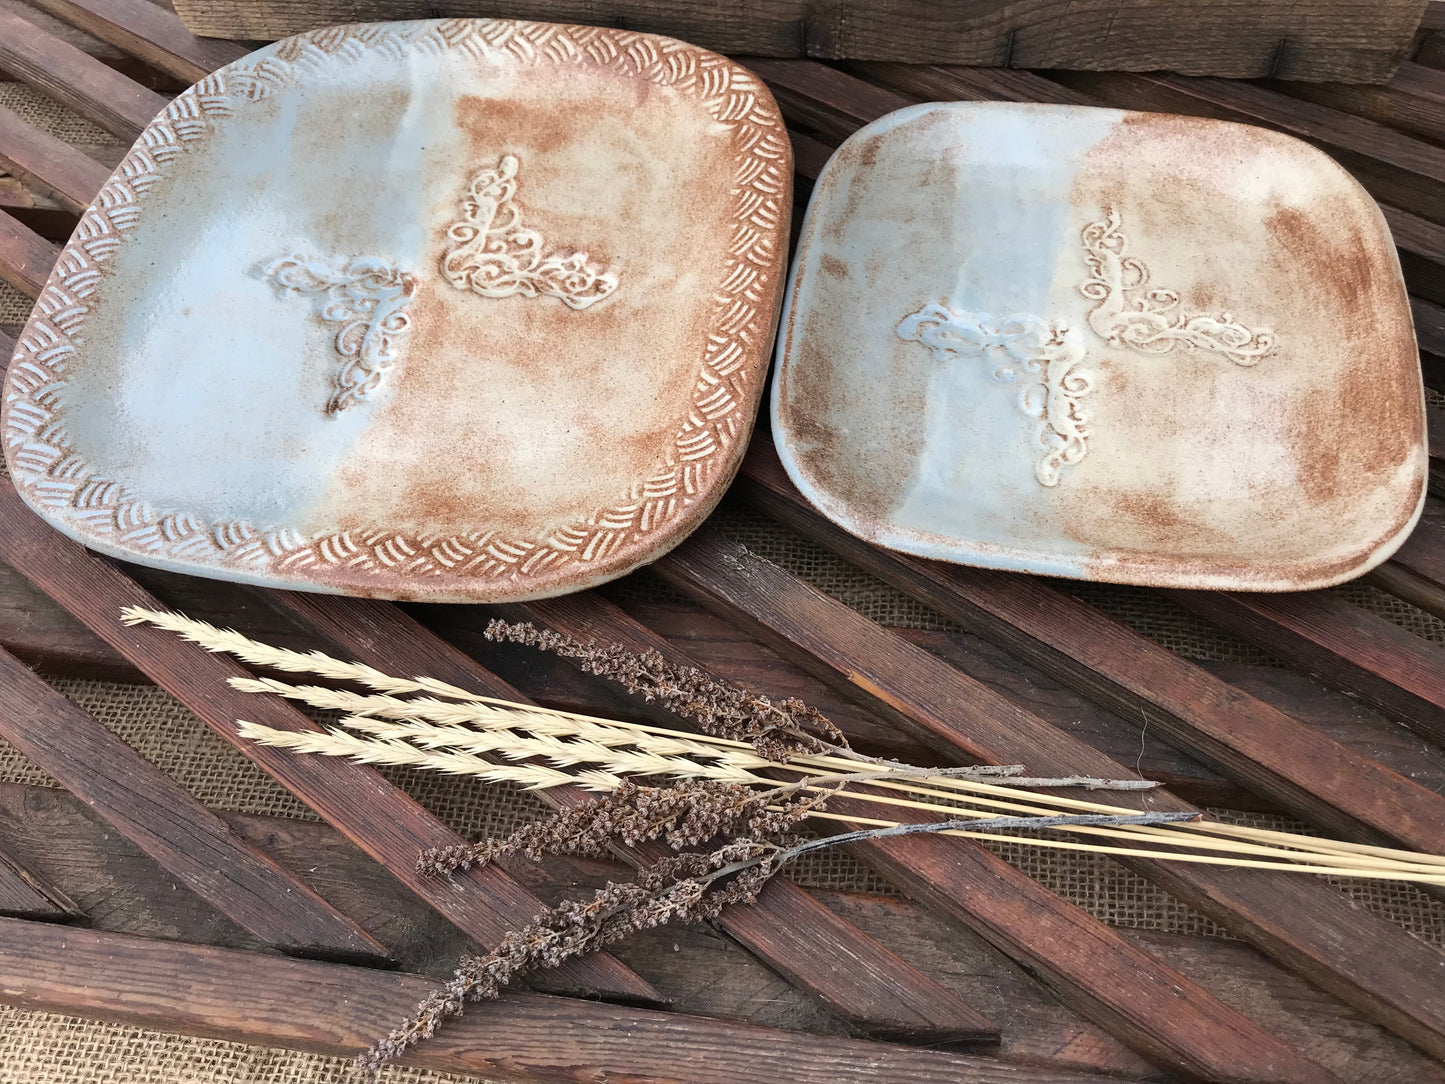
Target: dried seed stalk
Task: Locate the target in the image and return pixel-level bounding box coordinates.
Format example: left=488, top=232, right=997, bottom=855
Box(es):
left=484, top=619, right=846, bottom=759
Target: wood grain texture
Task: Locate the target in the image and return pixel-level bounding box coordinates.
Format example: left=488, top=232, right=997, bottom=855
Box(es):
left=166, top=0, right=1426, bottom=82
left=0, top=643, right=388, bottom=962
left=24, top=0, right=247, bottom=83
left=652, top=531, right=1445, bottom=1066
left=0, top=104, right=117, bottom=214
left=0, top=6, right=164, bottom=141
left=0, top=484, right=660, bottom=1005
left=0, top=209, right=57, bottom=297
left=1169, top=588, right=1445, bottom=747
left=0, top=845, right=80, bottom=920
left=0, top=917, right=1125, bottom=1084
left=737, top=443, right=1445, bottom=857
left=272, top=590, right=998, bottom=1045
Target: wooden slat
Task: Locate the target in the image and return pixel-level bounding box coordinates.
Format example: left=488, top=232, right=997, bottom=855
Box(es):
left=0, top=104, right=112, bottom=214
left=846, top=61, right=1094, bottom=106
left=508, top=594, right=1345, bottom=1084
left=272, top=590, right=997, bottom=1045
left=1369, top=560, right=1445, bottom=621
left=25, top=0, right=249, bottom=84
left=738, top=443, right=1445, bottom=857
left=652, top=531, right=1445, bottom=1065
left=1393, top=514, right=1445, bottom=584
left=0, top=7, right=165, bottom=141
left=162, top=0, right=1425, bottom=82
left=0, top=917, right=1110, bottom=1084
left=0, top=487, right=660, bottom=1005
left=0, top=845, right=80, bottom=920
left=1169, top=589, right=1445, bottom=747
left=0, top=642, right=388, bottom=963
left=0, top=209, right=57, bottom=298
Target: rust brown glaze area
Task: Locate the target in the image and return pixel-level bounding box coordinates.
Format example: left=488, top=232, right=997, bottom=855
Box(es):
left=1, top=21, right=792, bottom=602
left=772, top=102, right=1423, bottom=591
left=1064, top=112, right=1424, bottom=589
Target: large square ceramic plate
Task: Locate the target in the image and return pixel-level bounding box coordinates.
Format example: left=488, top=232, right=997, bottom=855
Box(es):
left=771, top=102, right=1426, bottom=591
left=3, top=20, right=790, bottom=602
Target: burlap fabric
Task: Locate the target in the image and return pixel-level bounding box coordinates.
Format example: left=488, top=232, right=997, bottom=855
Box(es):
left=2, top=81, right=1444, bottom=1084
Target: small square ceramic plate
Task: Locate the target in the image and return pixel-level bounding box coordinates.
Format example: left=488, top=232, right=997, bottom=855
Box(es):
left=771, top=102, right=1426, bottom=591
left=4, top=20, right=790, bottom=602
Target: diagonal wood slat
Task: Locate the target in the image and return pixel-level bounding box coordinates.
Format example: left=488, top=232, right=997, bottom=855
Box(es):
left=0, top=210, right=58, bottom=298
left=24, top=0, right=248, bottom=83
left=0, top=642, right=390, bottom=963
left=652, top=530, right=1445, bottom=1065
left=271, top=590, right=999, bottom=1046
left=0, top=7, right=165, bottom=142
left=1170, top=589, right=1445, bottom=747
left=0, top=106, right=111, bottom=215
left=0, top=845, right=82, bottom=920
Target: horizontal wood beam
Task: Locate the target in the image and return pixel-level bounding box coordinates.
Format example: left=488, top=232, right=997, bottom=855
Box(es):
left=0, top=916, right=1111, bottom=1084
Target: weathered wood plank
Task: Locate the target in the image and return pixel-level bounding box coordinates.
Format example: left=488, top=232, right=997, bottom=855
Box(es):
left=652, top=530, right=1445, bottom=1065
left=1169, top=588, right=1445, bottom=747
left=0, top=917, right=1116, bottom=1084
left=511, top=593, right=1339, bottom=1084
left=0, top=103, right=112, bottom=213
left=25, top=0, right=248, bottom=84
left=0, top=642, right=389, bottom=963
left=272, top=590, right=999, bottom=1045
left=0, top=844, right=80, bottom=919
left=0, top=486, right=660, bottom=1004
left=0, top=7, right=164, bottom=141
left=0, top=208, right=56, bottom=297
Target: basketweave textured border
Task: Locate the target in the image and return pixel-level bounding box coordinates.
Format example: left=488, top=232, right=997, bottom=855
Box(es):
left=2, top=19, right=790, bottom=598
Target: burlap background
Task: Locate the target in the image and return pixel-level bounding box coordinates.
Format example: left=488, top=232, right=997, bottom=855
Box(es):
left=3, top=79, right=1444, bottom=1084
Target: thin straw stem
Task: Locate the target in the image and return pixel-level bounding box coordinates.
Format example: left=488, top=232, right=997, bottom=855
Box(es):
left=801, top=810, right=1445, bottom=884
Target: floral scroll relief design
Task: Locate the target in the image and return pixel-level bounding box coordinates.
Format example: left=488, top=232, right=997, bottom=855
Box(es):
left=896, top=308, right=1092, bottom=487
left=896, top=208, right=1274, bottom=487
left=1080, top=208, right=1273, bottom=365
left=265, top=255, right=417, bottom=415
left=442, top=155, right=618, bottom=309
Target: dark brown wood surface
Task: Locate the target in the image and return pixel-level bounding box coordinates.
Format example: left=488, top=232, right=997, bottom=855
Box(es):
left=0, top=917, right=1116, bottom=1084
left=1, top=1, right=1444, bottom=1079
left=0, top=6, right=163, bottom=140
left=0, top=642, right=389, bottom=962
left=0, top=845, right=80, bottom=920
left=162, top=0, right=1427, bottom=82
left=1170, top=590, right=1445, bottom=746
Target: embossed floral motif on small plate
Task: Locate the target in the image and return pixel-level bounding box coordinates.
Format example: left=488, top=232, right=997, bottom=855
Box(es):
left=772, top=102, right=1424, bottom=590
